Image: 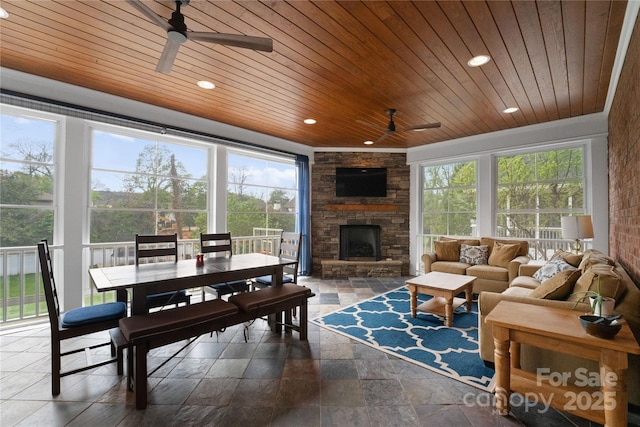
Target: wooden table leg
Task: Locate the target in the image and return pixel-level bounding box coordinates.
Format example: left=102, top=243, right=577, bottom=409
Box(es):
left=445, top=295, right=454, bottom=327
left=600, top=349, right=628, bottom=427
left=492, top=325, right=511, bottom=416
left=465, top=285, right=472, bottom=312
left=409, top=285, right=417, bottom=318
left=134, top=345, right=148, bottom=410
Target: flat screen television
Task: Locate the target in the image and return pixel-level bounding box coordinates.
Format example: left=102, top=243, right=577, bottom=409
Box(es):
left=336, top=167, right=387, bottom=197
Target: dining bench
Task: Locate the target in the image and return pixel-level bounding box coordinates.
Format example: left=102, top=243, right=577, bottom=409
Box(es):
left=119, top=283, right=315, bottom=409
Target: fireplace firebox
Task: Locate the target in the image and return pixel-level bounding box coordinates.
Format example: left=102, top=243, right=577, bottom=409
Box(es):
left=339, top=225, right=381, bottom=261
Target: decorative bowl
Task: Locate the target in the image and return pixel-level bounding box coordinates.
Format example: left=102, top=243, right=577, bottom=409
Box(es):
left=579, top=315, right=622, bottom=339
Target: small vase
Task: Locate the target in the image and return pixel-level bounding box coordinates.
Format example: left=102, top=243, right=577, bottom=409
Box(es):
left=590, top=296, right=615, bottom=317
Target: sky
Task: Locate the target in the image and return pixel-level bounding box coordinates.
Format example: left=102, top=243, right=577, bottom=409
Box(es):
left=1, top=113, right=296, bottom=196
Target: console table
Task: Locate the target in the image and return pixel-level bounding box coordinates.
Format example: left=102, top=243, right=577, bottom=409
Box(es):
left=485, top=301, right=640, bottom=426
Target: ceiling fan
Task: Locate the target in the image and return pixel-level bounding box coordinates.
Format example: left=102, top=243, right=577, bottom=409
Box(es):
left=357, top=109, right=441, bottom=144
left=127, top=0, right=273, bottom=73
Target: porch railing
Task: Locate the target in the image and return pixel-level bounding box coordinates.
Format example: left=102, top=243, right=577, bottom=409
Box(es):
left=0, top=234, right=282, bottom=325
left=2, top=233, right=589, bottom=324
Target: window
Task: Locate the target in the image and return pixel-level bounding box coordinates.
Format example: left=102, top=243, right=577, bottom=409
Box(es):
left=421, top=161, right=477, bottom=236
left=90, top=129, right=208, bottom=243
left=0, top=113, right=56, bottom=247
left=227, top=151, right=297, bottom=238
left=496, top=147, right=584, bottom=240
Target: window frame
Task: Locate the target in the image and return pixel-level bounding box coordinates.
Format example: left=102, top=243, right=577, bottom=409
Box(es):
left=0, top=105, right=64, bottom=247
left=87, top=122, right=211, bottom=243
left=419, top=159, right=479, bottom=237
left=493, top=143, right=587, bottom=240
left=226, top=147, right=298, bottom=238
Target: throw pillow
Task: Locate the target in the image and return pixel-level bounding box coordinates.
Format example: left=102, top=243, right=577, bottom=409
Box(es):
left=578, top=252, right=615, bottom=272
left=568, top=265, right=623, bottom=302
left=440, top=236, right=481, bottom=246
left=530, top=269, right=581, bottom=300
left=532, top=258, right=576, bottom=282
left=481, top=238, right=527, bottom=257
left=488, top=241, right=521, bottom=268
left=550, top=250, right=583, bottom=268
left=459, top=244, right=489, bottom=265
left=434, top=240, right=461, bottom=262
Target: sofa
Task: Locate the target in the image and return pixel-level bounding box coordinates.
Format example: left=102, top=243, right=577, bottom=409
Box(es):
left=421, top=236, right=530, bottom=294
left=478, top=249, right=640, bottom=406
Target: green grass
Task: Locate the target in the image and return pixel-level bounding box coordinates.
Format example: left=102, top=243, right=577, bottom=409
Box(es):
left=1, top=273, right=117, bottom=322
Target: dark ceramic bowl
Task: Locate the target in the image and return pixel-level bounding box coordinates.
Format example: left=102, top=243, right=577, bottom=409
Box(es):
left=579, top=315, right=622, bottom=339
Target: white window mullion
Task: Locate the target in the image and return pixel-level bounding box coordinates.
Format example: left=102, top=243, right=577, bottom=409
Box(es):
left=62, top=116, right=87, bottom=310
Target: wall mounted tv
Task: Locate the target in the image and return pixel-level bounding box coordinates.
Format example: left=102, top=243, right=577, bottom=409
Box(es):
left=336, top=167, right=387, bottom=197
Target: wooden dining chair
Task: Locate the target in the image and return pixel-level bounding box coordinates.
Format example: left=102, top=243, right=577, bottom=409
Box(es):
left=252, top=231, right=301, bottom=289
left=201, top=232, right=250, bottom=300
left=37, top=239, right=128, bottom=396
left=135, top=233, right=191, bottom=311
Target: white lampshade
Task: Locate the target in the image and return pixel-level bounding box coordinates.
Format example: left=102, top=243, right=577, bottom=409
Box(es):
left=561, top=215, right=594, bottom=239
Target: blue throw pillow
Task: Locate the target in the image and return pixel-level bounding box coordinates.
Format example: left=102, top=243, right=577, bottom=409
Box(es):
left=533, top=258, right=576, bottom=282
left=61, top=301, right=126, bottom=328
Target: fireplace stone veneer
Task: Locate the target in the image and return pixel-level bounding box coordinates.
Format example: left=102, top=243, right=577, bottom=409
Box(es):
left=311, top=152, right=410, bottom=277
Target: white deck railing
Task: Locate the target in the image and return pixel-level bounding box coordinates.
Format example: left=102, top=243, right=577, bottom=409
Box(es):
left=0, top=235, right=282, bottom=324
left=2, top=233, right=588, bottom=324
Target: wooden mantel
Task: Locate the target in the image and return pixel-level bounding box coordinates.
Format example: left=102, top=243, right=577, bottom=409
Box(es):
left=325, top=204, right=397, bottom=212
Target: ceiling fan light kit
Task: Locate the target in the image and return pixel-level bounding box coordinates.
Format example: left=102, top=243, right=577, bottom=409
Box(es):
left=127, top=0, right=273, bottom=73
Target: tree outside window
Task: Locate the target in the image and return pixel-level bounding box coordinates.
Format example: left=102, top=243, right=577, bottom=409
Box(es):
left=0, top=114, right=56, bottom=247
left=227, top=152, right=297, bottom=240
left=496, top=147, right=584, bottom=242
left=422, top=161, right=477, bottom=237
left=90, top=130, right=208, bottom=243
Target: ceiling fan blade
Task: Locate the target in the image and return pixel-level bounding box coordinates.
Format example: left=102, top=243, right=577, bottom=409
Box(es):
left=375, top=131, right=392, bottom=144
left=155, top=39, right=181, bottom=73
left=188, top=32, right=273, bottom=52
left=126, top=0, right=170, bottom=31
left=356, top=119, right=388, bottom=131
left=398, top=122, right=442, bottom=131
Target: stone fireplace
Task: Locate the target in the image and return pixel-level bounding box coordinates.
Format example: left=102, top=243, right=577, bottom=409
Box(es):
left=340, top=225, right=381, bottom=261
left=311, top=151, right=410, bottom=277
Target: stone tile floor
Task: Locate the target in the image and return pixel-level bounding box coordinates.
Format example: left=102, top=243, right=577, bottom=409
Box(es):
left=0, top=276, right=626, bottom=426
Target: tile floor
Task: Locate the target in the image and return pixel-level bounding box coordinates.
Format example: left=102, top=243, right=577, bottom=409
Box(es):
left=0, top=276, right=628, bottom=426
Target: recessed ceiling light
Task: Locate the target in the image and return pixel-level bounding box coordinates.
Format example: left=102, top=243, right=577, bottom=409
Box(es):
left=303, top=118, right=316, bottom=125
left=503, top=107, right=519, bottom=113
left=364, top=140, right=374, bottom=145
left=197, top=80, right=215, bottom=89
left=467, top=55, right=491, bottom=67
left=0, top=8, right=9, bottom=19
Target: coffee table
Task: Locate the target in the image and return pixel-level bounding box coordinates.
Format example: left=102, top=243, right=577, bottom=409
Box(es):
left=405, top=271, right=476, bottom=327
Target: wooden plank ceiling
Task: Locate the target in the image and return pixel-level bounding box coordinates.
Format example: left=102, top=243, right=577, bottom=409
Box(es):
left=0, top=0, right=627, bottom=149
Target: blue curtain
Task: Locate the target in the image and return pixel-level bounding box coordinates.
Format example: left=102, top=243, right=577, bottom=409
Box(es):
left=296, top=155, right=312, bottom=275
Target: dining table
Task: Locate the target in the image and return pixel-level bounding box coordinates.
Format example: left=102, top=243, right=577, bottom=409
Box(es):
left=89, top=253, right=289, bottom=316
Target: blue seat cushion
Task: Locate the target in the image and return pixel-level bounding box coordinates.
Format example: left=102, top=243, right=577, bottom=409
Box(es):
left=61, top=301, right=126, bottom=328
left=208, top=280, right=249, bottom=294
left=254, top=275, right=294, bottom=286
left=146, top=290, right=188, bottom=306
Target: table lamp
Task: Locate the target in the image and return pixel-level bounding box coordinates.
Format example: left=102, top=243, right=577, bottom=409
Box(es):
left=561, top=215, right=594, bottom=254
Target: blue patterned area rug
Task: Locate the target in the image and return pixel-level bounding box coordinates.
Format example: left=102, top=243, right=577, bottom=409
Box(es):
left=311, top=286, right=495, bottom=391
